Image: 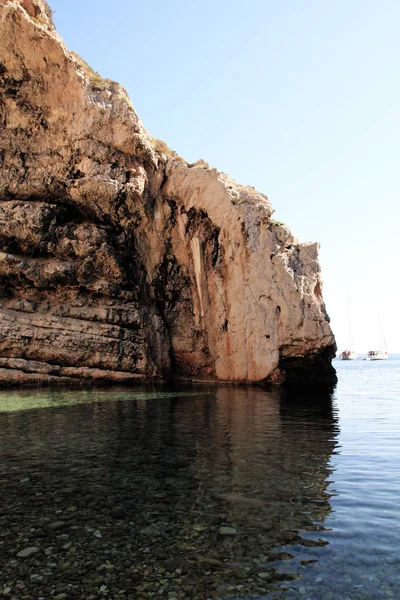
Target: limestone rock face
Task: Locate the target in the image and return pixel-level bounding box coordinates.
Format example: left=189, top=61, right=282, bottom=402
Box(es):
left=0, top=0, right=336, bottom=385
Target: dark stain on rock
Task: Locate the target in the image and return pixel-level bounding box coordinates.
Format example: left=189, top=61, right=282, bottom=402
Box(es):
left=185, top=207, right=221, bottom=269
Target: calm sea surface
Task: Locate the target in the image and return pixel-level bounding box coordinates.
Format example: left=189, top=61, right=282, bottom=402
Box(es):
left=0, top=356, right=399, bottom=599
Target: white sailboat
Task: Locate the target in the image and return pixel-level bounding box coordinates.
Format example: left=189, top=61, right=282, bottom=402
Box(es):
left=340, top=349, right=358, bottom=360
left=367, top=350, right=388, bottom=360
left=340, top=297, right=357, bottom=360
left=367, top=314, right=388, bottom=360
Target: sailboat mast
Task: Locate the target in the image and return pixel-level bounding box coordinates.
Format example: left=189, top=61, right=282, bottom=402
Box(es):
left=348, top=296, right=354, bottom=350
left=382, top=329, right=388, bottom=352
left=377, top=313, right=387, bottom=352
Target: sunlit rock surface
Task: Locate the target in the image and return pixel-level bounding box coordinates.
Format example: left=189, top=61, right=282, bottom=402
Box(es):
left=0, top=0, right=336, bottom=385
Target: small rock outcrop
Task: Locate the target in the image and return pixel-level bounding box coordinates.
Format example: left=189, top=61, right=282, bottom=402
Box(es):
left=0, top=0, right=336, bottom=386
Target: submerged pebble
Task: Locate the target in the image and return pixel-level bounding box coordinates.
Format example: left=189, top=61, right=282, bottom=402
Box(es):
left=16, top=547, right=40, bottom=558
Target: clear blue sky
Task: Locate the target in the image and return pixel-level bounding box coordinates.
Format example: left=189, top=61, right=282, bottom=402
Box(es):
left=51, top=0, right=399, bottom=353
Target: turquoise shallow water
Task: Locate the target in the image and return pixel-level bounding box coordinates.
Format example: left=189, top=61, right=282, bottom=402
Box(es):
left=0, top=357, right=399, bottom=599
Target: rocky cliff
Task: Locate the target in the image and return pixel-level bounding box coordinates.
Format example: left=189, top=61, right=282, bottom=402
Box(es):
left=0, top=0, right=336, bottom=386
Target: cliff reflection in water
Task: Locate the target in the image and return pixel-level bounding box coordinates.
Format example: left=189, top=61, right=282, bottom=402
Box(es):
left=0, top=384, right=338, bottom=599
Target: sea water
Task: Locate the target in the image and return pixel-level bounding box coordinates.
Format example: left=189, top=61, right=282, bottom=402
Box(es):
left=0, top=357, right=399, bottom=599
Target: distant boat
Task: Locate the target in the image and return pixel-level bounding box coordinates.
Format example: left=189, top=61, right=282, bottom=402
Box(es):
left=340, top=350, right=358, bottom=360
left=367, top=350, right=388, bottom=361
left=367, top=313, right=388, bottom=360
left=340, top=297, right=357, bottom=360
